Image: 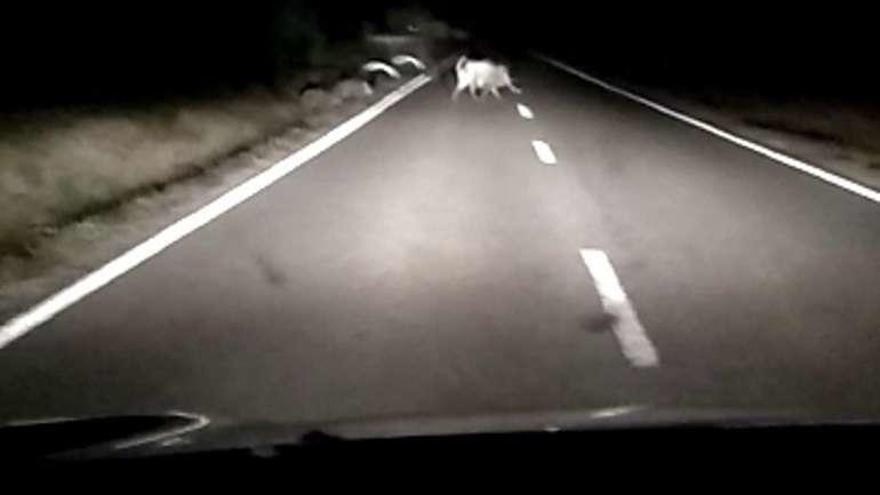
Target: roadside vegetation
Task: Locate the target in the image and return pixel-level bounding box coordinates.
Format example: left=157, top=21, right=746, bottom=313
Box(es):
left=0, top=3, right=454, bottom=261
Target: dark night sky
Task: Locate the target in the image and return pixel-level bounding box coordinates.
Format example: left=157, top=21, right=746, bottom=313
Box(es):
left=446, top=2, right=880, bottom=106
left=3, top=2, right=879, bottom=107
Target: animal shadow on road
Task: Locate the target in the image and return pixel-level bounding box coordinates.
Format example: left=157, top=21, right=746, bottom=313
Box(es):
left=254, top=255, right=289, bottom=287
left=580, top=311, right=618, bottom=334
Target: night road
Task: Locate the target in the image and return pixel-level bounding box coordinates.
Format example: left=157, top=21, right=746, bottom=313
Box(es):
left=2, top=55, right=880, bottom=432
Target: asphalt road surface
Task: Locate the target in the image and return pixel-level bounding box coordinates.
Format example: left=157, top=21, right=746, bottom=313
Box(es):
left=2, top=57, right=879, bottom=427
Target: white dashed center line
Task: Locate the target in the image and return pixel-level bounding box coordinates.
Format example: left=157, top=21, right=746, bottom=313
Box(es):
left=516, top=103, right=534, bottom=119
left=531, top=140, right=557, bottom=165
left=579, top=249, right=659, bottom=368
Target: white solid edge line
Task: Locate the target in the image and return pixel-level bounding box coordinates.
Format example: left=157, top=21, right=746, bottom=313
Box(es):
left=516, top=103, right=534, bottom=119
left=579, top=249, right=659, bottom=368
left=0, top=74, right=433, bottom=350
left=531, top=140, right=557, bottom=164
left=535, top=53, right=880, bottom=205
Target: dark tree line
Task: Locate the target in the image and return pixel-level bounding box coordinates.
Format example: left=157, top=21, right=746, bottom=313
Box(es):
left=1, top=1, right=410, bottom=109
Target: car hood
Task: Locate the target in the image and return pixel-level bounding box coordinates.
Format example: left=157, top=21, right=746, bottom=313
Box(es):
left=1, top=405, right=874, bottom=460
